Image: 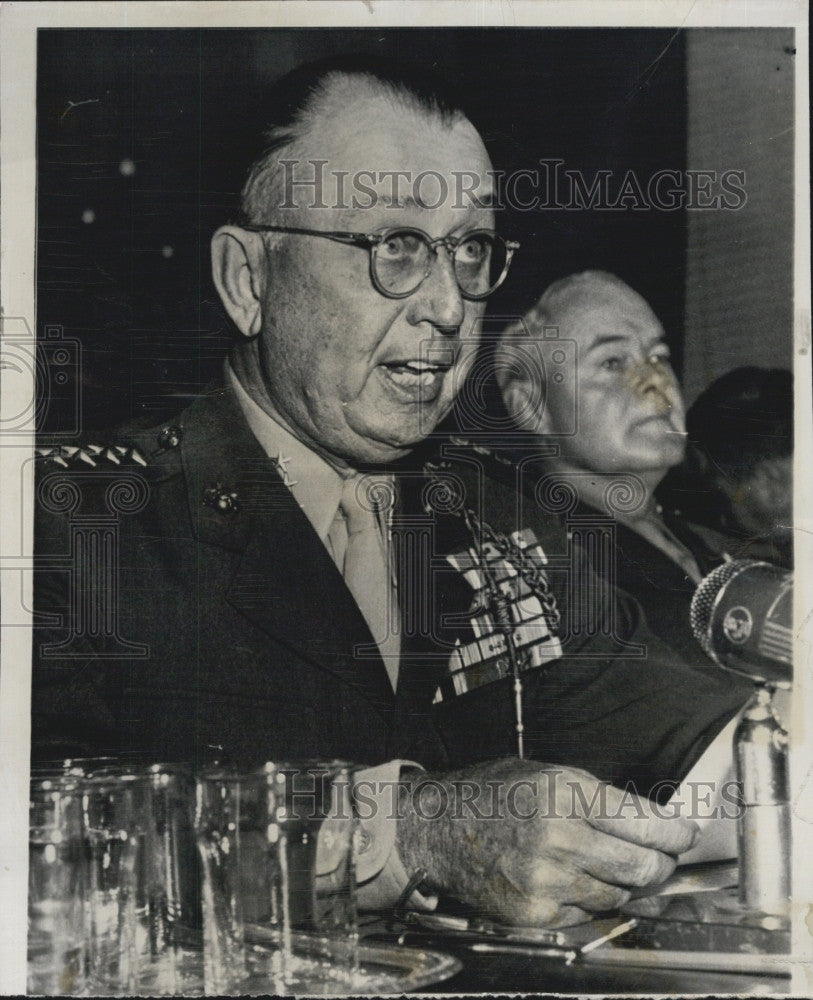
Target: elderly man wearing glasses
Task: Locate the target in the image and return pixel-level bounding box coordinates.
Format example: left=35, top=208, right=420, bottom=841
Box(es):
left=34, top=55, right=726, bottom=927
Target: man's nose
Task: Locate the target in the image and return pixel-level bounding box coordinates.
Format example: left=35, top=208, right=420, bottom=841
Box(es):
left=633, top=357, right=676, bottom=408
left=405, top=249, right=465, bottom=335
left=644, top=357, right=674, bottom=392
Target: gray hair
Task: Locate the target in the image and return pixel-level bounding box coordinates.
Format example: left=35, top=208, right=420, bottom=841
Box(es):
left=238, top=56, right=466, bottom=225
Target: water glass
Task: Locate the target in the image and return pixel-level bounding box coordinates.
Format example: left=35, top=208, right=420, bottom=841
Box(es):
left=28, top=775, right=87, bottom=995
left=195, top=761, right=358, bottom=994
left=82, top=764, right=205, bottom=996
left=140, top=764, right=203, bottom=995
left=83, top=772, right=151, bottom=995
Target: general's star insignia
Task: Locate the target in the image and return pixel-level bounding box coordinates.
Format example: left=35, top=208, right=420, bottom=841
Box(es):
left=274, top=452, right=298, bottom=487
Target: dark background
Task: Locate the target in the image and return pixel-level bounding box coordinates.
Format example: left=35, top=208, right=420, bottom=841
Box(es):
left=37, top=28, right=687, bottom=436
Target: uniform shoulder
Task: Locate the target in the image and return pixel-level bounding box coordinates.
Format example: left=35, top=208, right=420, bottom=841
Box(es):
left=36, top=441, right=149, bottom=472
left=34, top=417, right=193, bottom=535
left=36, top=415, right=187, bottom=478
left=421, top=434, right=519, bottom=490
left=411, top=435, right=526, bottom=532
left=416, top=436, right=570, bottom=550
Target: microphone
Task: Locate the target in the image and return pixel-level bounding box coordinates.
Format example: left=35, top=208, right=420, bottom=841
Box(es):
left=691, top=560, right=792, bottom=916
left=689, top=560, right=792, bottom=686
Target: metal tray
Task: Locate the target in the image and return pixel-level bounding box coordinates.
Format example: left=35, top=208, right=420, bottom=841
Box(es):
left=241, top=925, right=462, bottom=994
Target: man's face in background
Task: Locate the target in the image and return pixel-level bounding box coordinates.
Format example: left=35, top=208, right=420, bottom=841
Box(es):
left=248, top=82, right=495, bottom=468
left=526, top=278, right=687, bottom=479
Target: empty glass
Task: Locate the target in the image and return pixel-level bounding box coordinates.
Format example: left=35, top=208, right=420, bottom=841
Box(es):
left=83, top=771, right=151, bottom=995
left=82, top=764, right=204, bottom=996
left=140, top=764, right=203, bottom=995
left=195, top=761, right=358, bottom=994
left=28, top=774, right=87, bottom=995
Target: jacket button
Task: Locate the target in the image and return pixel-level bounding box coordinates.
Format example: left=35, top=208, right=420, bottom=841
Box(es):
left=157, top=425, right=182, bottom=450
left=203, top=483, right=239, bottom=515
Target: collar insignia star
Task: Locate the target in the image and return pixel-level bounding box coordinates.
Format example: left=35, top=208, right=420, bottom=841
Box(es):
left=274, top=452, right=298, bottom=487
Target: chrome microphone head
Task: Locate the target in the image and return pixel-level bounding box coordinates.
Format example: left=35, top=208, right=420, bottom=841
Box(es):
left=690, top=560, right=749, bottom=661
left=690, top=559, right=792, bottom=686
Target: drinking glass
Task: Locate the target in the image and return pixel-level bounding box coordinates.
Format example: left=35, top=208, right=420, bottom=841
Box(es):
left=28, top=774, right=87, bottom=995
left=82, top=764, right=206, bottom=996
left=195, top=761, right=359, bottom=994
left=140, top=764, right=203, bottom=995
left=83, top=771, right=151, bottom=994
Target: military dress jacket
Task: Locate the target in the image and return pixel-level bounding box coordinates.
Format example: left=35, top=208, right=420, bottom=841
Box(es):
left=32, top=384, right=749, bottom=798
left=32, top=384, right=436, bottom=770
left=583, top=502, right=723, bottom=668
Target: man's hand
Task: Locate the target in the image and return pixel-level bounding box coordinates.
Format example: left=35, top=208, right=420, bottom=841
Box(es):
left=396, top=758, right=698, bottom=927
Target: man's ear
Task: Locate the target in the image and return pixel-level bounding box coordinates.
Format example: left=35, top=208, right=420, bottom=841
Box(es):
left=500, top=371, right=551, bottom=433
left=211, top=226, right=264, bottom=338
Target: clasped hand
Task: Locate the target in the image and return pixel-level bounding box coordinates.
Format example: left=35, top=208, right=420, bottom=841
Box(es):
left=397, top=758, right=698, bottom=927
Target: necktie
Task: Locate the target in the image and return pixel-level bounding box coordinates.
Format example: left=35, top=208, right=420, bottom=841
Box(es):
left=632, top=514, right=703, bottom=584
left=333, top=475, right=400, bottom=690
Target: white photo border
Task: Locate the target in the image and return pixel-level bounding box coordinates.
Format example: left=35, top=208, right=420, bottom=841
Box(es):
left=1, top=1, right=809, bottom=994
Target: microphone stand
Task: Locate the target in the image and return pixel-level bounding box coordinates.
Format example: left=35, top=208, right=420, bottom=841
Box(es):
left=621, top=679, right=791, bottom=959
left=734, top=682, right=790, bottom=916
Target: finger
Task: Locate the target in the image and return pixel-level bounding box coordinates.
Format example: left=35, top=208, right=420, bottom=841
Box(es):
left=548, top=820, right=678, bottom=889
left=586, top=786, right=699, bottom=855
left=518, top=873, right=630, bottom=924
left=524, top=902, right=594, bottom=929
left=585, top=834, right=678, bottom=889
left=543, top=904, right=593, bottom=929
left=501, top=894, right=615, bottom=929
left=558, top=872, right=632, bottom=913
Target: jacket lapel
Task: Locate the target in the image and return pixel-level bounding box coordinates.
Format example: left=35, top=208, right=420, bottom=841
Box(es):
left=387, top=470, right=470, bottom=760
left=178, top=385, right=395, bottom=718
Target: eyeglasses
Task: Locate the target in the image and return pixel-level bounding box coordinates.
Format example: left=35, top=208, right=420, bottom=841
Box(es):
left=241, top=223, right=519, bottom=300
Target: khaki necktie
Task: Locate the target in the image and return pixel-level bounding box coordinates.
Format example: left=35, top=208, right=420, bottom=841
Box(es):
left=331, top=475, right=400, bottom=691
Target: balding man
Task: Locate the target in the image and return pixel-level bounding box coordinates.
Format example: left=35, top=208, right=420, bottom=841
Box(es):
left=496, top=270, right=755, bottom=671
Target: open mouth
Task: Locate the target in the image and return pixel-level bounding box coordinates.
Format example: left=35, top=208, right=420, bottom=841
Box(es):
left=381, top=358, right=452, bottom=389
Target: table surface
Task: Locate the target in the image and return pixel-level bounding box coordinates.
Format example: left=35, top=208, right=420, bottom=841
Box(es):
left=360, top=913, right=792, bottom=995
left=357, top=861, right=794, bottom=994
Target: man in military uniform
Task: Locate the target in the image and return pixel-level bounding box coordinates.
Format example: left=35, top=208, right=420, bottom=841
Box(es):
left=33, top=56, right=737, bottom=925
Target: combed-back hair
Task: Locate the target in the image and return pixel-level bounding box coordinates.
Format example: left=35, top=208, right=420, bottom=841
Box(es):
left=499, top=270, right=630, bottom=338
left=495, top=270, right=631, bottom=393
left=237, top=53, right=468, bottom=225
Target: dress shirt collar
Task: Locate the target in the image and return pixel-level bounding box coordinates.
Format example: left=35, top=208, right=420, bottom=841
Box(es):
left=226, top=363, right=346, bottom=543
